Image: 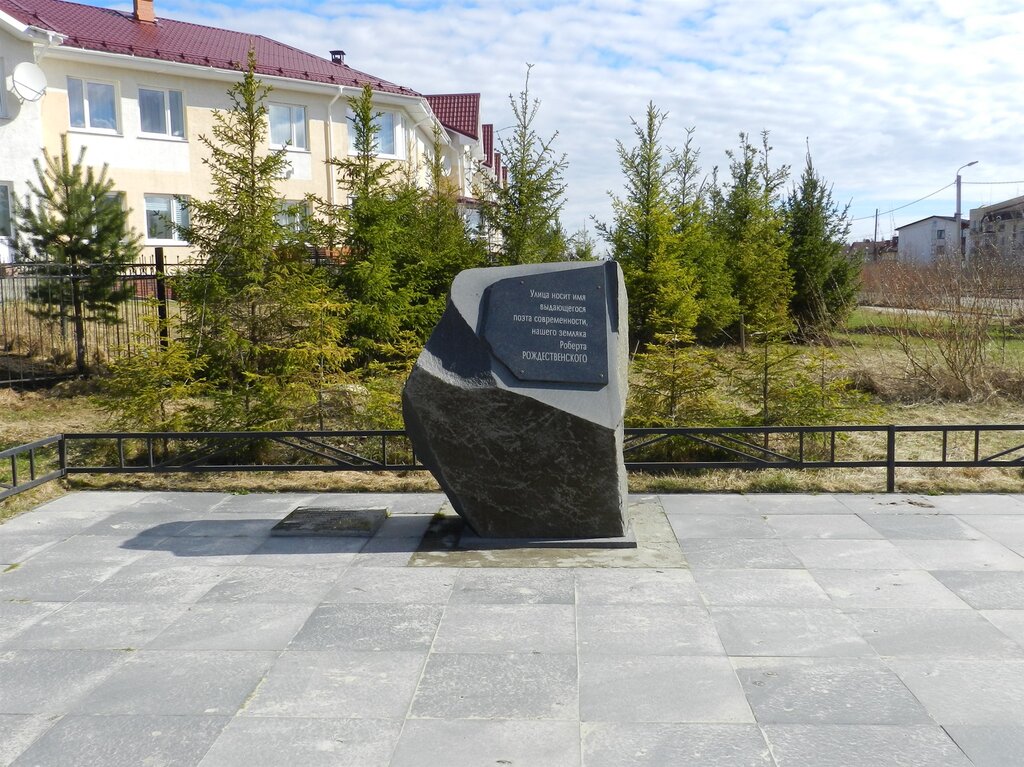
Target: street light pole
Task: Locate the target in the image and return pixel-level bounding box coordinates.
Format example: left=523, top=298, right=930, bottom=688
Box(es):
left=955, top=160, right=978, bottom=262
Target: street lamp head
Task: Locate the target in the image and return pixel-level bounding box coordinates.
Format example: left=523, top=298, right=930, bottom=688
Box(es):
left=957, top=160, right=979, bottom=175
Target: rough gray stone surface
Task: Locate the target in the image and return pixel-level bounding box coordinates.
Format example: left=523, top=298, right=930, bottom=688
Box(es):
left=402, top=261, right=628, bottom=538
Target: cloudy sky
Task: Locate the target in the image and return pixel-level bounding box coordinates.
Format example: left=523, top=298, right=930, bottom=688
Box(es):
left=112, top=0, right=1024, bottom=244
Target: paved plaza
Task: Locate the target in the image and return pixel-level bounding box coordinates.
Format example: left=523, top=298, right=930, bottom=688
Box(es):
left=3, top=490, right=1024, bottom=765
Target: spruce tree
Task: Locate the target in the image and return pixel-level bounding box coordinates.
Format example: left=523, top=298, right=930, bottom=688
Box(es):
left=481, top=64, right=568, bottom=265
left=14, top=135, right=141, bottom=374
left=784, top=146, right=859, bottom=337
left=174, top=51, right=349, bottom=430
left=709, top=131, right=793, bottom=334
left=327, top=84, right=416, bottom=363
left=598, top=102, right=699, bottom=350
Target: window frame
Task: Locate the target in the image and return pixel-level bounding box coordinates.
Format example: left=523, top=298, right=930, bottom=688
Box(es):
left=346, top=107, right=406, bottom=159
left=67, top=76, right=120, bottom=134
left=268, top=103, right=307, bottom=150
left=0, top=181, right=13, bottom=239
left=138, top=86, right=186, bottom=139
left=144, top=193, right=190, bottom=245
left=274, top=199, right=309, bottom=232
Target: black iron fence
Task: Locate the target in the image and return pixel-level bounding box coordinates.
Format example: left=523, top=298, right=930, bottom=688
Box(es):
left=0, top=260, right=173, bottom=386
left=3, top=424, right=1023, bottom=502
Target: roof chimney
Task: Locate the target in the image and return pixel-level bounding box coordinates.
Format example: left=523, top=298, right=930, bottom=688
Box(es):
left=134, top=0, right=155, bottom=23
left=330, top=50, right=346, bottom=65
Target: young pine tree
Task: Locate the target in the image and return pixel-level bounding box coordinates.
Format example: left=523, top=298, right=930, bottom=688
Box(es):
left=14, top=135, right=141, bottom=374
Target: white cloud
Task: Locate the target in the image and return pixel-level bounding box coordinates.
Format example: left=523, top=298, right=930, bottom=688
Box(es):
left=149, top=0, right=1024, bottom=241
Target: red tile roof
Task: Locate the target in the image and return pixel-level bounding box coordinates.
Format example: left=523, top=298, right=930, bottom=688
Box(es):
left=0, top=0, right=419, bottom=96
left=482, top=123, right=494, bottom=168
left=424, top=93, right=479, bottom=140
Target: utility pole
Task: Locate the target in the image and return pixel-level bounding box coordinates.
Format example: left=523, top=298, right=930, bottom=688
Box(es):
left=873, top=208, right=879, bottom=260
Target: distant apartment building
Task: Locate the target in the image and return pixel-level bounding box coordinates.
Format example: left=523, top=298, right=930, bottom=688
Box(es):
left=895, top=215, right=966, bottom=263
left=968, top=194, right=1024, bottom=261
left=0, top=0, right=501, bottom=264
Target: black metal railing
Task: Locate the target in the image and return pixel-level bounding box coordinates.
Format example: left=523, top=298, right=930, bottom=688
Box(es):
left=2, top=424, right=1023, bottom=502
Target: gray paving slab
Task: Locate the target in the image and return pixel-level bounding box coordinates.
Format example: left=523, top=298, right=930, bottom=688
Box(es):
left=785, top=538, right=919, bottom=570
left=433, top=603, right=575, bottom=654
left=0, top=649, right=129, bottom=714
left=710, top=606, right=872, bottom=657
left=411, top=652, right=578, bottom=719
left=581, top=723, right=772, bottom=767
left=893, top=538, right=1024, bottom=571
left=288, top=603, right=443, bottom=652
left=1, top=510, right=116, bottom=538
left=198, top=717, right=402, bottom=767
left=943, top=725, right=1024, bottom=767
left=448, top=567, right=575, bottom=604
left=678, top=538, right=802, bottom=569
left=980, top=609, right=1024, bottom=645
left=959, top=513, right=1024, bottom=543
left=734, top=657, right=933, bottom=725
left=122, top=492, right=229, bottom=515
left=761, top=724, right=973, bottom=767
left=693, top=568, right=832, bottom=606
left=0, top=602, right=64, bottom=645
left=0, top=715, right=56, bottom=766
left=80, top=562, right=229, bottom=603
left=18, top=534, right=154, bottom=566
left=578, top=604, right=724, bottom=656
left=147, top=602, right=316, bottom=651
left=241, top=650, right=425, bottom=719
left=324, top=566, right=457, bottom=604
left=9, top=714, right=229, bottom=767
left=811, top=569, right=971, bottom=609
left=391, top=720, right=580, bottom=767
left=861, top=513, right=986, bottom=539
left=846, top=608, right=1024, bottom=658
left=0, top=560, right=123, bottom=602
left=932, top=570, right=1024, bottom=609
left=888, top=658, right=1024, bottom=725
left=201, top=493, right=314, bottom=515
left=667, top=512, right=776, bottom=539
left=71, top=649, right=276, bottom=716
left=244, top=535, right=365, bottom=567
left=764, top=514, right=883, bottom=539
left=834, top=494, right=939, bottom=514
left=0, top=534, right=60, bottom=565
left=659, top=493, right=760, bottom=514
left=574, top=567, right=700, bottom=604
left=29, top=491, right=152, bottom=514
left=579, top=655, right=753, bottom=723
left=77, top=508, right=199, bottom=537
left=743, top=493, right=853, bottom=514
left=4, top=602, right=191, bottom=650
left=924, top=494, right=1024, bottom=515
left=197, top=565, right=340, bottom=604
left=125, top=535, right=266, bottom=566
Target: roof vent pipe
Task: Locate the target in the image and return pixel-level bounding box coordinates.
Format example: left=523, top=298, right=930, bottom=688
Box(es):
left=330, top=50, right=345, bottom=64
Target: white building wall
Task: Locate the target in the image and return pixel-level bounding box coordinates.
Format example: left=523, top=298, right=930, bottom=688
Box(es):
left=896, top=217, right=954, bottom=264
left=0, top=29, right=45, bottom=262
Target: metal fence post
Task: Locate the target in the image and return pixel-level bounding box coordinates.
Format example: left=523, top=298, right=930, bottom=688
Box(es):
left=154, top=247, right=169, bottom=348
left=886, top=425, right=896, bottom=493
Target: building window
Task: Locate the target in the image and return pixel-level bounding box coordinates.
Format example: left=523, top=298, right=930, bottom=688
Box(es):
left=0, top=182, right=12, bottom=238
left=269, top=103, right=306, bottom=149
left=68, top=77, right=118, bottom=132
left=139, top=87, right=185, bottom=137
left=347, top=108, right=404, bottom=158
left=935, top=229, right=945, bottom=240
left=144, top=194, right=189, bottom=243
left=275, top=200, right=308, bottom=231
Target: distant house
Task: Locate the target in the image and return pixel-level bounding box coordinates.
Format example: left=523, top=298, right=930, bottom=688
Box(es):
left=895, top=215, right=966, bottom=263
left=0, top=0, right=503, bottom=265
left=968, top=194, right=1024, bottom=261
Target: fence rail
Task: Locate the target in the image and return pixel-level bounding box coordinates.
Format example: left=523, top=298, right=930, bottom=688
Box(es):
left=3, top=425, right=1023, bottom=503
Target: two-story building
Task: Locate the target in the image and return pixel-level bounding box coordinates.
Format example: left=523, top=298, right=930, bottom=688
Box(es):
left=895, top=215, right=966, bottom=263
left=968, top=195, right=1024, bottom=262
left=0, top=0, right=501, bottom=264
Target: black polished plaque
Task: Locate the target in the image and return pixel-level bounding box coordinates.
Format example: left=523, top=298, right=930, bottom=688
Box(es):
left=481, top=263, right=611, bottom=385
